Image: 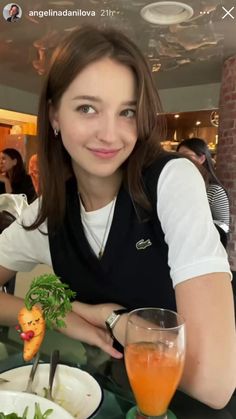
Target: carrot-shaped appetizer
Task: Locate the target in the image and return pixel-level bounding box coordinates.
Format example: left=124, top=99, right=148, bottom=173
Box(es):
left=18, top=305, right=45, bottom=361
left=17, top=274, right=76, bottom=361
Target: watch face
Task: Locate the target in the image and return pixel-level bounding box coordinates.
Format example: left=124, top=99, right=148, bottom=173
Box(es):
left=107, top=312, right=119, bottom=328
left=106, top=309, right=128, bottom=331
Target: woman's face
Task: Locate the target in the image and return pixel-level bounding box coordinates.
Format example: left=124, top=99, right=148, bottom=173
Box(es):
left=0, top=153, right=17, bottom=173
left=10, top=6, right=18, bottom=16
left=50, top=57, right=138, bottom=183
left=178, top=146, right=205, bottom=165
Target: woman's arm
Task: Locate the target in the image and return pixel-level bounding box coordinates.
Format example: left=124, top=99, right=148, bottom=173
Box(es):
left=72, top=277, right=236, bottom=410
left=0, top=266, right=24, bottom=325
left=175, top=272, right=236, bottom=409
left=60, top=310, right=122, bottom=358
left=0, top=266, right=121, bottom=358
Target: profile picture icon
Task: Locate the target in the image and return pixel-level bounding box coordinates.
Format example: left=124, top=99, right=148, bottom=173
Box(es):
left=3, top=3, right=22, bottom=22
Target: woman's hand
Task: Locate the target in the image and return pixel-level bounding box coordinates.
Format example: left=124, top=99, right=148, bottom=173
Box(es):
left=59, top=309, right=123, bottom=359
left=72, top=301, right=129, bottom=346
left=72, top=301, right=124, bottom=328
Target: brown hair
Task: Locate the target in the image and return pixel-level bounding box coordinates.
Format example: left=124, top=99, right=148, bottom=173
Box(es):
left=1, top=148, right=26, bottom=184
left=28, top=26, right=166, bottom=231
left=177, top=138, right=226, bottom=189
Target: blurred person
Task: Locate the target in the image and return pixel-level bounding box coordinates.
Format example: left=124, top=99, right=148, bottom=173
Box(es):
left=0, top=148, right=36, bottom=203
left=0, top=27, right=235, bottom=409
left=6, top=3, right=20, bottom=22
left=177, top=138, right=230, bottom=247
left=28, top=153, right=39, bottom=194
left=0, top=194, right=28, bottom=294
left=0, top=158, right=5, bottom=193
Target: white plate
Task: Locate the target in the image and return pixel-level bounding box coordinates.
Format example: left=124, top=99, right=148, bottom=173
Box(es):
left=0, top=364, right=103, bottom=418
left=0, top=390, right=74, bottom=418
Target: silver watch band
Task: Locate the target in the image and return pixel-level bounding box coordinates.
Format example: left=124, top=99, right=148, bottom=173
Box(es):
left=105, top=309, right=128, bottom=338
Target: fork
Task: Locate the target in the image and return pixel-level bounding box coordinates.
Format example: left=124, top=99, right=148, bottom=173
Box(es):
left=48, top=349, right=60, bottom=401
left=24, top=351, right=40, bottom=394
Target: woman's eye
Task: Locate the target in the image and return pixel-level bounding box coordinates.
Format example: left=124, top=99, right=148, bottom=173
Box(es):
left=121, top=109, right=136, bottom=118
left=77, top=105, right=95, bottom=114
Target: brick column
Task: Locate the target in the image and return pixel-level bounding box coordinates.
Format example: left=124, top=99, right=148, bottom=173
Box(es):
left=217, top=56, right=236, bottom=274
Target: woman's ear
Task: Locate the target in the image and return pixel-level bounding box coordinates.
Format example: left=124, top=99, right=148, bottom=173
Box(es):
left=199, top=154, right=206, bottom=164
left=48, top=101, right=59, bottom=133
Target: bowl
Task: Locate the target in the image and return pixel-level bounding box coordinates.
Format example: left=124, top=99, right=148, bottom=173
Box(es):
left=0, top=390, right=74, bottom=418
left=0, top=363, right=103, bottom=418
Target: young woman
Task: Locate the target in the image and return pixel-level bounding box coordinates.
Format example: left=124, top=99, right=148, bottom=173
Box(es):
left=177, top=138, right=230, bottom=247
left=6, top=4, right=20, bottom=22
left=0, top=27, right=235, bottom=408
left=0, top=148, right=36, bottom=204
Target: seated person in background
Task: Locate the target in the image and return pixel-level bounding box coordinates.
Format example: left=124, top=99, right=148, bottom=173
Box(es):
left=0, top=148, right=37, bottom=204
left=0, top=26, right=235, bottom=409
left=28, top=154, right=39, bottom=195
left=177, top=138, right=230, bottom=248
left=0, top=158, right=6, bottom=193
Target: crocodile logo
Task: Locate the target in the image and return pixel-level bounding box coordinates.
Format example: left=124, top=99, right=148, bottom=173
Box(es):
left=136, top=239, right=152, bottom=250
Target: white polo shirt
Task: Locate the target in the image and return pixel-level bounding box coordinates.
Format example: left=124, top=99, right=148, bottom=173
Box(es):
left=0, top=158, right=231, bottom=287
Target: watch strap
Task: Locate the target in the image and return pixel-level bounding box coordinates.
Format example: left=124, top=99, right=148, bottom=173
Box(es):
left=105, top=308, right=129, bottom=339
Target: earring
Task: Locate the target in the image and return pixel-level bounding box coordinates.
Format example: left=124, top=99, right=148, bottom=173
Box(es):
left=54, top=128, right=59, bottom=137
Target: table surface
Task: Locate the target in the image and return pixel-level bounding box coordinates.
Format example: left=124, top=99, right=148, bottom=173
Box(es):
left=0, top=326, right=235, bottom=419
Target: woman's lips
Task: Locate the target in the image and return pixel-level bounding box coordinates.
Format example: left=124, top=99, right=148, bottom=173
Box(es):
left=89, top=148, right=120, bottom=159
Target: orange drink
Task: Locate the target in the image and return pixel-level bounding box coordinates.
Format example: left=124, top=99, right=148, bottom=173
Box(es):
left=125, top=342, right=184, bottom=416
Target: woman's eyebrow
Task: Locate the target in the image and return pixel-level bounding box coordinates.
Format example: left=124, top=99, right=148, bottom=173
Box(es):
left=72, top=96, right=137, bottom=106
left=72, top=95, right=102, bottom=102
left=121, top=100, right=137, bottom=106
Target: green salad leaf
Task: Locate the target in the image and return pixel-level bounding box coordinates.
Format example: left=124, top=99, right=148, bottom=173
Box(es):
left=24, top=274, right=76, bottom=329
left=0, top=402, right=53, bottom=418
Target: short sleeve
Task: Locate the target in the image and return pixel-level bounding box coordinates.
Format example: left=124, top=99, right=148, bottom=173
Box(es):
left=157, top=158, right=231, bottom=287
left=0, top=198, right=52, bottom=272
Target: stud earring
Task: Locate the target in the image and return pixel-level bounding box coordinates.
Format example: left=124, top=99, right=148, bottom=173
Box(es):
left=54, top=128, right=59, bottom=137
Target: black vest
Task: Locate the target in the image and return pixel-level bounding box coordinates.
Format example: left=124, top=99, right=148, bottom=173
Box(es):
left=49, top=154, right=179, bottom=311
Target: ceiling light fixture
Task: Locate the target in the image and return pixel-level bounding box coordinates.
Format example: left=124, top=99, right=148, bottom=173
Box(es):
left=151, top=62, right=162, bottom=72
left=140, top=1, right=194, bottom=25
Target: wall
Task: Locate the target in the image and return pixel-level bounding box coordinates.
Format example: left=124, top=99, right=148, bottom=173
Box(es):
left=217, top=56, right=236, bottom=272
left=0, top=83, right=221, bottom=116
left=0, top=85, right=38, bottom=115
left=159, top=83, right=220, bottom=113
left=0, top=125, right=11, bottom=150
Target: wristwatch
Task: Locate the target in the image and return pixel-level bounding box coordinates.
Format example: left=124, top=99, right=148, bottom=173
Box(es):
left=105, top=308, right=129, bottom=339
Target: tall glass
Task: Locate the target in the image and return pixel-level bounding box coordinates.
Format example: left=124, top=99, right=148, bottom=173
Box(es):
left=124, top=308, right=186, bottom=419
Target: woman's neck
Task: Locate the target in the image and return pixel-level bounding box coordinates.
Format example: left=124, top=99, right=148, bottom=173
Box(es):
left=75, top=169, right=122, bottom=211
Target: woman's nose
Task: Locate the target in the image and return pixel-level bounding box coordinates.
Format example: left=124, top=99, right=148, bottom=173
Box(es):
left=96, top=115, right=117, bottom=143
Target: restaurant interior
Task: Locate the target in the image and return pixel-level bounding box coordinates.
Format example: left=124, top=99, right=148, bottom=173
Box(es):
left=0, top=0, right=234, bottom=164
left=0, top=1, right=235, bottom=295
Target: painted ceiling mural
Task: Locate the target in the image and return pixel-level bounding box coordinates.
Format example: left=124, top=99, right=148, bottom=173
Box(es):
left=0, top=0, right=236, bottom=92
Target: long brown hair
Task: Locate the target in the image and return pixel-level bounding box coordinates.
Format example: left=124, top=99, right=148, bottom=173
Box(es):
left=28, top=26, right=166, bottom=231
left=1, top=148, right=26, bottom=184
left=176, top=138, right=226, bottom=189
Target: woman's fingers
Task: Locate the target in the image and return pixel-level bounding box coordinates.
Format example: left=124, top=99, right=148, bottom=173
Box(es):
left=96, top=329, right=123, bottom=359
left=64, top=311, right=123, bottom=358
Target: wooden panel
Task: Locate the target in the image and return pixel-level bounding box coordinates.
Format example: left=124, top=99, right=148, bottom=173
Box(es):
left=0, top=125, right=11, bottom=150
left=4, top=134, right=26, bottom=159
